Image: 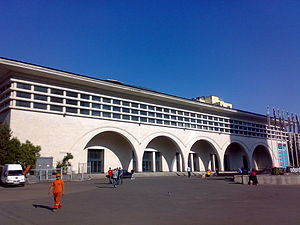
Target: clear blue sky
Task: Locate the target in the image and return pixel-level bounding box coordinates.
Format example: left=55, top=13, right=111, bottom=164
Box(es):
left=1, top=1, right=299, bottom=115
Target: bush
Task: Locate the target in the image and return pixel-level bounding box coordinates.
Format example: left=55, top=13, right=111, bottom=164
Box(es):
left=271, top=167, right=284, bottom=175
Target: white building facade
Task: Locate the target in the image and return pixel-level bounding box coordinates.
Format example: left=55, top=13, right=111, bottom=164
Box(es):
left=0, top=58, right=285, bottom=173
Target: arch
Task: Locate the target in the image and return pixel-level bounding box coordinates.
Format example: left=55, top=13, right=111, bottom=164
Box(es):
left=69, top=126, right=139, bottom=172
left=251, top=144, right=274, bottom=171
left=187, top=137, right=221, bottom=172
left=140, top=132, right=186, bottom=172
left=223, top=142, right=250, bottom=171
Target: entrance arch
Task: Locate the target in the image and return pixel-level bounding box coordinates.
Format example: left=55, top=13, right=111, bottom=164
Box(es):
left=85, top=131, right=137, bottom=173
left=143, top=136, right=183, bottom=172
left=252, top=145, right=273, bottom=171
left=189, top=140, right=220, bottom=172
left=224, top=143, right=249, bottom=171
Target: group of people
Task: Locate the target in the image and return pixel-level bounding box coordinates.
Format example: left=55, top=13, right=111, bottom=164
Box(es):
left=107, top=167, right=124, bottom=188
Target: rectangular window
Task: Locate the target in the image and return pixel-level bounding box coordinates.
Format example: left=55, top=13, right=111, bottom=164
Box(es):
left=184, top=112, right=189, bottom=116
left=171, top=109, right=176, bottom=114
left=16, top=91, right=31, bottom=99
left=164, top=121, right=170, bottom=125
left=51, top=89, right=63, bottom=95
left=132, top=103, right=139, bottom=108
left=156, top=107, right=162, bottom=112
left=80, top=109, right=90, bottom=115
left=66, top=91, right=78, bottom=98
left=103, top=98, right=111, bottom=103
left=171, top=121, right=177, bottom=126
left=197, top=120, right=202, bottom=124
left=203, top=115, right=207, bottom=119
left=122, top=108, right=130, bottom=113
left=140, top=104, right=147, bottom=109
left=66, top=107, right=77, bottom=113
left=208, top=116, right=212, bottom=120
left=92, top=103, right=100, bottom=109
left=92, top=96, right=100, bottom=101
left=184, top=118, right=190, bottom=122
left=113, top=113, right=121, bottom=119
left=113, top=106, right=121, bottom=112
left=113, top=99, right=121, bottom=105
left=178, top=122, right=184, bottom=127
left=140, top=110, right=147, bottom=115
left=34, top=94, right=47, bottom=101
left=163, top=114, right=170, bottom=119
left=178, top=116, right=183, bottom=121
left=131, top=109, right=139, bottom=114
left=17, top=83, right=31, bottom=90
left=178, top=111, right=183, bottom=115
left=103, top=112, right=111, bottom=118
left=50, top=97, right=63, bottom=103
left=122, top=115, right=130, bottom=120
left=16, top=100, right=30, bottom=107
left=131, top=116, right=139, bottom=121
left=156, top=113, right=162, bottom=118
left=103, top=105, right=111, bottom=110
left=191, top=113, right=195, bottom=117
left=122, top=101, right=130, bottom=106
left=149, top=118, right=155, bottom=123
left=191, top=119, right=196, bottom=123
left=92, top=111, right=101, bottom=116
left=148, top=106, right=155, bottom=111
left=140, top=117, right=147, bottom=122
left=164, top=108, right=170, bottom=113
left=80, top=101, right=90, bottom=107
left=148, top=112, right=155, bottom=117
left=80, top=94, right=90, bottom=100
left=34, top=86, right=47, bottom=93
left=50, top=105, right=63, bottom=112
left=156, top=119, right=163, bottom=124
left=171, top=115, right=177, bottom=120
left=191, top=124, right=196, bottom=128
left=33, top=103, right=47, bottom=110
left=66, top=99, right=77, bottom=105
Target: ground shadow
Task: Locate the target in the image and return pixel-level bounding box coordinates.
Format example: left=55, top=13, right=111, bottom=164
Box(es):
left=96, top=185, right=115, bottom=189
left=32, top=204, right=53, bottom=211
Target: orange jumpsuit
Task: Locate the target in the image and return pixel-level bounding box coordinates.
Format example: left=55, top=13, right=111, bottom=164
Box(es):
left=51, top=179, right=64, bottom=209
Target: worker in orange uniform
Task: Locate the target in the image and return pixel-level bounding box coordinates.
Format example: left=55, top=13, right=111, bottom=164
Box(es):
left=48, top=173, right=65, bottom=211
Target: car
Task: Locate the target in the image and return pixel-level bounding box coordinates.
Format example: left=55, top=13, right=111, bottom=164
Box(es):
left=121, top=169, right=133, bottom=179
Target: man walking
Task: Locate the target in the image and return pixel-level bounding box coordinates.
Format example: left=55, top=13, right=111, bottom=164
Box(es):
left=107, top=167, right=113, bottom=184
left=187, top=166, right=191, bottom=178
left=112, top=168, right=118, bottom=188
left=48, top=173, right=65, bottom=211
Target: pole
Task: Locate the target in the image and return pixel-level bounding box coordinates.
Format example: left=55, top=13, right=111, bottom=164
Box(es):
left=293, top=133, right=299, bottom=167
left=289, top=133, right=295, bottom=167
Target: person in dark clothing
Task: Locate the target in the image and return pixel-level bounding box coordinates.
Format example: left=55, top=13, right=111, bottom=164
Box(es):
left=248, top=169, right=258, bottom=185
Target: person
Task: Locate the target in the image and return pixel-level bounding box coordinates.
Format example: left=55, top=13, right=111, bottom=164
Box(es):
left=205, top=169, right=211, bottom=177
left=48, top=173, right=65, bottom=211
left=187, top=166, right=191, bottom=178
left=130, top=169, right=135, bottom=180
left=107, top=167, right=113, bottom=184
left=118, top=167, right=123, bottom=185
left=248, top=169, right=258, bottom=185
left=112, top=169, right=118, bottom=188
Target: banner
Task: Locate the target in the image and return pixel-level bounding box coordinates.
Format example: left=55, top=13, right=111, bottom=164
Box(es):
left=278, top=142, right=289, bottom=168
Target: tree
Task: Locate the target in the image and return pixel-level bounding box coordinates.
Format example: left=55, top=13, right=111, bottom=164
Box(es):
left=56, top=153, right=74, bottom=169
left=0, top=123, right=41, bottom=167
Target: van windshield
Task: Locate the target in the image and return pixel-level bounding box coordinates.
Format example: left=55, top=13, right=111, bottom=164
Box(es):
left=8, top=170, right=23, bottom=176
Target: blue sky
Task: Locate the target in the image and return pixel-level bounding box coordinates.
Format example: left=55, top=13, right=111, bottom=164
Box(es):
left=1, top=1, right=299, bottom=115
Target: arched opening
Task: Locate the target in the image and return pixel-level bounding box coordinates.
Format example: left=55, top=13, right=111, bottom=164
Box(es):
left=142, top=136, right=183, bottom=172
left=224, top=143, right=249, bottom=171
left=189, top=140, right=220, bottom=172
left=85, top=131, right=136, bottom=173
left=252, top=145, right=273, bottom=171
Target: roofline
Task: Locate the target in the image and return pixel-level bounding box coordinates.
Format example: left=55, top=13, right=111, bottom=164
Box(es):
left=0, top=57, right=266, bottom=119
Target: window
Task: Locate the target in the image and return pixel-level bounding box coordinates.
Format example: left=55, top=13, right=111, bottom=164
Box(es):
left=92, top=111, right=101, bottom=116
left=178, top=111, right=183, bottom=115
left=66, top=91, right=78, bottom=98
left=80, top=101, right=90, bottom=107
left=34, top=86, right=47, bottom=93
left=140, top=117, right=147, bottom=122
left=131, top=116, right=139, bottom=121
left=164, top=114, right=170, bottom=119
left=66, top=99, right=77, bottom=105
left=156, top=107, right=162, bottom=112
left=80, top=94, right=90, bottom=100
left=171, top=110, right=176, bottom=114
left=156, top=113, right=162, bottom=118
left=80, top=109, right=90, bottom=115
left=148, top=112, right=155, bottom=117
left=148, top=106, right=155, bottom=111
left=103, top=105, right=111, bottom=110
left=113, top=99, right=121, bottom=105
left=140, top=104, right=147, bottom=109
left=184, top=112, right=189, bottom=116
left=33, top=103, right=47, bottom=110
left=92, top=103, right=100, bottom=109
left=103, top=98, right=111, bottom=103
left=16, top=100, right=30, bottom=107
left=122, top=108, right=130, bottom=113
left=132, top=103, right=139, bottom=108
left=157, top=119, right=163, bottom=124
left=140, top=110, right=147, bottom=115
left=191, top=113, right=195, bottom=117
left=51, top=89, right=63, bottom=95
left=171, top=121, right=177, bottom=126
left=16, top=91, right=31, bottom=99
left=113, top=106, right=121, bottom=112
left=178, top=122, right=184, bottom=127
left=122, top=115, right=130, bottom=120
left=50, top=97, right=63, bottom=103
left=17, top=83, right=31, bottom=90
left=149, top=118, right=155, bottom=123
left=66, top=107, right=77, bottom=113
left=103, top=112, right=111, bottom=118
left=178, top=117, right=183, bottom=121
left=122, top=101, right=130, bottom=106
left=171, top=115, right=177, bottom=120
left=208, top=116, right=212, bottom=120
left=202, top=115, right=207, bottom=119
left=92, top=96, right=100, bottom=101
left=164, top=108, right=170, bottom=113
left=132, top=109, right=139, bottom=114
left=184, top=118, right=190, bottom=122
left=113, top=113, right=121, bottom=119
left=50, top=105, right=63, bottom=112
left=164, top=121, right=170, bottom=125
left=34, top=94, right=47, bottom=101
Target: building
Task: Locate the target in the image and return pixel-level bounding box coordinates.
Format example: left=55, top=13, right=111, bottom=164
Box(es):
left=0, top=58, right=290, bottom=173
left=195, top=96, right=233, bottom=109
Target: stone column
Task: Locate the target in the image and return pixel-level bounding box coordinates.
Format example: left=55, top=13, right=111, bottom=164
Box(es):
left=152, top=152, right=156, bottom=172
left=190, top=153, right=194, bottom=171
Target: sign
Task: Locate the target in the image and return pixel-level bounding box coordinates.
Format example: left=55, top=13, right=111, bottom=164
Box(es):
left=277, top=142, right=289, bottom=168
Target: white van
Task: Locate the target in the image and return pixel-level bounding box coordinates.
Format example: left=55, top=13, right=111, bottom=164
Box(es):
left=0, top=164, right=25, bottom=187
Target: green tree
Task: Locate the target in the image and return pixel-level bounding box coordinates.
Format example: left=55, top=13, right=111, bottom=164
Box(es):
left=0, top=123, right=41, bottom=167
left=56, top=153, right=74, bottom=168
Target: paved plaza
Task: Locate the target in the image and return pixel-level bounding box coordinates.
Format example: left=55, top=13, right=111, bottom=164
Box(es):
left=0, top=176, right=300, bottom=225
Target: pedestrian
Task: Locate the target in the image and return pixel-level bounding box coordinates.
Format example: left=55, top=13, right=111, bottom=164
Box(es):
left=112, top=168, right=118, bottom=188
left=118, top=167, right=123, bottom=185
left=205, top=169, right=211, bottom=177
left=248, top=169, right=258, bottom=185
left=187, top=166, right=191, bottom=178
left=130, top=169, right=135, bottom=180
left=48, top=173, right=65, bottom=211
left=107, top=167, right=113, bottom=184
